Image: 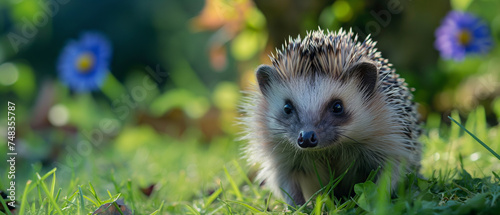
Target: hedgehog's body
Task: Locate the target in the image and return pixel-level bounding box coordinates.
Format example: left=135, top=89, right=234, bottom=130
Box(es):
left=240, top=29, right=421, bottom=206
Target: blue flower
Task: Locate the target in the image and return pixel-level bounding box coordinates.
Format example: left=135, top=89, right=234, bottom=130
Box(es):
left=434, top=11, right=493, bottom=61
left=57, top=32, right=112, bottom=92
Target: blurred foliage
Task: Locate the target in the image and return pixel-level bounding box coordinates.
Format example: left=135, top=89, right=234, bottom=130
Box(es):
left=0, top=0, right=500, bottom=213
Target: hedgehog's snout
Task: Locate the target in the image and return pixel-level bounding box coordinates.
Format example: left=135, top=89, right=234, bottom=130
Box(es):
left=297, top=130, right=318, bottom=148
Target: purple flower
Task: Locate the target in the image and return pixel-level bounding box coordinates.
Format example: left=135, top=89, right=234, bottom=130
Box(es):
left=434, top=11, right=493, bottom=61
left=57, top=32, right=112, bottom=92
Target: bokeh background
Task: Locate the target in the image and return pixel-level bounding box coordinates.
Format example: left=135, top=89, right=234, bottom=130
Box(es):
left=1, top=0, right=500, bottom=212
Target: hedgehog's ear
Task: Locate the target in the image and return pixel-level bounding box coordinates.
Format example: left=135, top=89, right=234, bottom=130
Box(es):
left=347, top=62, right=378, bottom=98
left=256, top=65, right=280, bottom=97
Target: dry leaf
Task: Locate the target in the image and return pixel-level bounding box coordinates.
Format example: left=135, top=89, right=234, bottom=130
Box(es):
left=92, top=199, right=133, bottom=215
left=140, top=184, right=155, bottom=197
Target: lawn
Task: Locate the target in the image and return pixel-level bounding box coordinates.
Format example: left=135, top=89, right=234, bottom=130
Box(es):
left=3, top=102, right=500, bottom=214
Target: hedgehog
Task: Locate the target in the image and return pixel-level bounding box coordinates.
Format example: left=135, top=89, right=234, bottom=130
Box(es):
left=239, top=28, right=422, bottom=206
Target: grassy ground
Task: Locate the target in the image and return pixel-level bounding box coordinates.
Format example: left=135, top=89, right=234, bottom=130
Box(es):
left=3, top=104, right=500, bottom=214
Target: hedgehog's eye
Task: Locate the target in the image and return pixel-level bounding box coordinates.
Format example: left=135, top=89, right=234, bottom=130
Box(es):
left=331, top=100, right=344, bottom=115
left=283, top=101, right=293, bottom=115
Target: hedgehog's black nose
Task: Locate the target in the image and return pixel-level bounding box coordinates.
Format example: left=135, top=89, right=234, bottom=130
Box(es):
left=297, top=131, right=318, bottom=148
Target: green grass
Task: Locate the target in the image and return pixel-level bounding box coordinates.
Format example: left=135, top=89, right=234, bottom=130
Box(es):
left=5, top=104, right=500, bottom=214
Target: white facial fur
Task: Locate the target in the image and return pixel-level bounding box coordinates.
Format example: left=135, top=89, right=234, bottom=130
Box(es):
left=262, top=73, right=395, bottom=152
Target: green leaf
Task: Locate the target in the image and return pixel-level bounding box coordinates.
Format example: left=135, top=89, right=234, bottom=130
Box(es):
left=354, top=181, right=377, bottom=212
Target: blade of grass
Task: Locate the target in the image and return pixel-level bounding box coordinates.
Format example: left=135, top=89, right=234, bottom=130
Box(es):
left=313, top=160, right=324, bottom=188
left=297, top=162, right=355, bottom=212
left=50, top=170, right=56, bottom=195
left=30, top=202, right=35, bottom=214
left=88, top=182, right=102, bottom=205
left=78, top=186, right=85, bottom=215
left=55, top=188, right=62, bottom=202
left=225, top=200, right=262, bottom=213
left=66, top=189, right=79, bottom=202
left=127, top=179, right=136, bottom=211
left=35, top=173, right=64, bottom=215
left=374, top=164, right=393, bottom=215
left=450, top=110, right=461, bottom=140
left=297, top=182, right=330, bottom=212
left=83, top=195, right=99, bottom=207
left=0, top=195, right=13, bottom=215
left=48, top=170, right=56, bottom=215
left=61, top=189, right=78, bottom=211
left=39, top=168, right=57, bottom=182
left=207, top=204, right=225, bottom=215
left=110, top=170, right=120, bottom=194
left=36, top=181, right=43, bottom=211
left=336, top=198, right=354, bottom=211
left=448, top=116, right=500, bottom=160
left=264, top=191, right=272, bottom=212
left=53, top=188, right=62, bottom=214
left=492, top=171, right=500, bottom=181
left=36, top=198, right=46, bottom=215
left=223, top=166, right=243, bottom=201
left=313, top=195, right=324, bottom=215
left=218, top=181, right=226, bottom=202
left=204, top=187, right=222, bottom=209
left=26, top=168, right=58, bottom=195
left=183, top=204, right=201, bottom=215
left=99, top=203, right=114, bottom=213
left=19, top=180, right=32, bottom=215
left=232, top=160, right=260, bottom=198
left=66, top=177, right=80, bottom=199
left=279, top=188, right=296, bottom=209
left=218, top=199, right=234, bottom=214
left=149, top=201, right=164, bottom=215
left=111, top=193, right=122, bottom=202
left=112, top=201, right=125, bottom=215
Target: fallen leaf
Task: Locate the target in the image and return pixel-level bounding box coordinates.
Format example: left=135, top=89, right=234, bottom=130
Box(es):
left=92, top=199, right=133, bottom=215
left=140, top=184, right=155, bottom=197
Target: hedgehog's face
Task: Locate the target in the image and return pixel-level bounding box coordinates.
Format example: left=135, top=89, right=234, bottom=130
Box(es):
left=256, top=62, right=382, bottom=151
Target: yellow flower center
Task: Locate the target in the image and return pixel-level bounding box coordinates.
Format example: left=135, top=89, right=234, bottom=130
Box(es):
left=458, top=30, right=472, bottom=46
left=75, top=52, right=95, bottom=73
